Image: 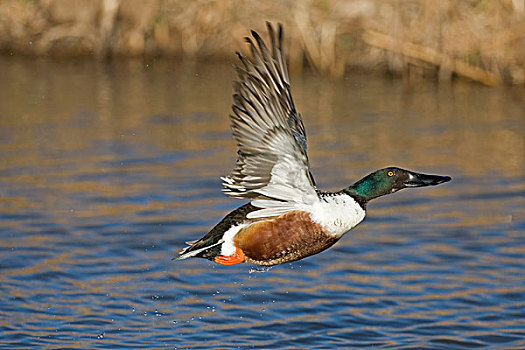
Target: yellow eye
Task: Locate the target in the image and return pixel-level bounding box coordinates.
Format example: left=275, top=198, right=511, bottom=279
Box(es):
left=387, top=171, right=394, bottom=177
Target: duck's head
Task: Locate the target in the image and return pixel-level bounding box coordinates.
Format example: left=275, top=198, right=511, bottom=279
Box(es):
left=345, top=167, right=451, bottom=204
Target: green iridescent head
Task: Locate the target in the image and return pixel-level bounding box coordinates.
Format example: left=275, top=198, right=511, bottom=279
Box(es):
left=345, top=167, right=451, bottom=204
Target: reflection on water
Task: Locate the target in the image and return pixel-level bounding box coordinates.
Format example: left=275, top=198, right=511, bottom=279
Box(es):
left=0, top=57, right=524, bottom=349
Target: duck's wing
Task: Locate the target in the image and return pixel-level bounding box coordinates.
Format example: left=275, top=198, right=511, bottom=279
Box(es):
left=222, top=23, right=319, bottom=218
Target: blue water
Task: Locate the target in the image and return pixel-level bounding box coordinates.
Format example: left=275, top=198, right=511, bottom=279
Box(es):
left=0, top=58, right=524, bottom=349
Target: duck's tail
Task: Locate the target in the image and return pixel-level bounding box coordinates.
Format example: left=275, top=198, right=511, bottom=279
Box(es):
left=174, top=240, right=223, bottom=260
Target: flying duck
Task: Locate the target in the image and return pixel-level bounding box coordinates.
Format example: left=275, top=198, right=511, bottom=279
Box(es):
left=176, top=23, right=451, bottom=266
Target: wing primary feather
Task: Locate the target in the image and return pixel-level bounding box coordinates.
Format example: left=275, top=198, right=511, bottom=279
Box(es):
left=222, top=23, right=319, bottom=215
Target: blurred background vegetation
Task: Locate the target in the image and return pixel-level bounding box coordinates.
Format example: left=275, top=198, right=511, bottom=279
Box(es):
left=1, top=0, right=524, bottom=85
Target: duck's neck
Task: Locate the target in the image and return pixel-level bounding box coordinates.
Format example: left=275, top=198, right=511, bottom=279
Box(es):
left=341, top=187, right=368, bottom=210
left=344, top=172, right=392, bottom=204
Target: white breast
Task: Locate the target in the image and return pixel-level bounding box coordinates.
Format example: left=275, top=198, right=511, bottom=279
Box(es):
left=308, top=194, right=366, bottom=238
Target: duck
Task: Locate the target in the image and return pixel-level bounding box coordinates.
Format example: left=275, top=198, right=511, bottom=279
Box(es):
left=176, top=23, right=451, bottom=266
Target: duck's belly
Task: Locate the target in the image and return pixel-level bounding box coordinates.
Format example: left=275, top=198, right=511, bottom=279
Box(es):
left=234, top=210, right=339, bottom=266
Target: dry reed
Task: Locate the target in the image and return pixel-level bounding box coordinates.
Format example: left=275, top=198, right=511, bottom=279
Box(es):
left=0, top=0, right=524, bottom=85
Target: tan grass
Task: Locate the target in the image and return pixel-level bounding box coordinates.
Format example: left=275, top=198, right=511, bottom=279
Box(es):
left=0, top=0, right=523, bottom=85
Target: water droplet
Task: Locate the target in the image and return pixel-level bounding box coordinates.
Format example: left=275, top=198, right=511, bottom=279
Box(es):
left=249, top=266, right=272, bottom=273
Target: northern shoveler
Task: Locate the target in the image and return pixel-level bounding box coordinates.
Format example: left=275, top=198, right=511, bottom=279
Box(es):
left=176, top=23, right=451, bottom=266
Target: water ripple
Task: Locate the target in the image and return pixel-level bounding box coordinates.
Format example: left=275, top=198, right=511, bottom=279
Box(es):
left=0, top=60, right=524, bottom=349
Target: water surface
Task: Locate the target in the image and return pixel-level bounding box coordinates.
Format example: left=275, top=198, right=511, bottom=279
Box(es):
left=0, top=57, right=524, bottom=349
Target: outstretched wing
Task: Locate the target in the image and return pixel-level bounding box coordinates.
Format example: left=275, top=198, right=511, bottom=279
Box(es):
left=222, top=23, right=319, bottom=218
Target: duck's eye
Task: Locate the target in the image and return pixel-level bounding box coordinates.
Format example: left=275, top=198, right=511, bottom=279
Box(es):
left=387, top=171, right=394, bottom=177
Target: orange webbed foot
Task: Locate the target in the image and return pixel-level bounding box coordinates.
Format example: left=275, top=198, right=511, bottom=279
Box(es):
left=214, top=246, right=245, bottom=265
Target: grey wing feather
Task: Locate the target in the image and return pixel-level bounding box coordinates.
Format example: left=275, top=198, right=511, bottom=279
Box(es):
left=222, top=23, right=318, bottom=213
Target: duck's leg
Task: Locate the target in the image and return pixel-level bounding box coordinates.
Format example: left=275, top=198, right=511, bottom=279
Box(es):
left=214, top=245, right=245, bottom=265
